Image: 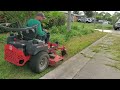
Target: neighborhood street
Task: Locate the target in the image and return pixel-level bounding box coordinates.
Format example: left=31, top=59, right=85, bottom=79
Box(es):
left=40, top=30, right=120, bottom=79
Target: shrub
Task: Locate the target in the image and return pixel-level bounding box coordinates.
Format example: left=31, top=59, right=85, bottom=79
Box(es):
left=103, top=25, right=113, bottom=30
left=95, top=23, right=113, bottom=30
left=50, top=34, right=66, bottom=45
left=95, top=24, right=102, bottom=29
left=43, top=11, right=66, bottom=29
left=79, top=27, right=95, bottom=35
left=50, top=25, right=67, bottom=34
left=65, top=30, right=82, bottom=41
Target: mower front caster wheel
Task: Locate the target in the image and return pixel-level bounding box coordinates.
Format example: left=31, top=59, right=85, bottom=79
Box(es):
left=29, top=51, right=49, bottom=73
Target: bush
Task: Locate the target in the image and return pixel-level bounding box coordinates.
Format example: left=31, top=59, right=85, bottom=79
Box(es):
left=43, top=11, right=66, bottom=29
left=0, top=11, right=48, bottom=27
left=95, top=23, right=113, bottom=30
left=50, top=23, right=95, bottom=42
left=95, top=24, right=102, bottom=29
left=0, top=34, right=7, bottom=41
left=0, top=11, right=66, bottom=28
left=49, top=22, right=95, bottom=43
left=65, top=30, right=82, bottom=41
left=50, top=25, right=67, bottom=34
left=0, top=28, right=6, bottom=33
left=0, top=11, right=66, bottom=33
left=50, top=34, right=66, bottom=45
left=103, top=25, right=113, bottom=30
left=79, top=27, right=95, bottom=35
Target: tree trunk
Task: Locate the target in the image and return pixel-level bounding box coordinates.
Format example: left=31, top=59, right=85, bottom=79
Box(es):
left=67, top=11, right=71, bottom=31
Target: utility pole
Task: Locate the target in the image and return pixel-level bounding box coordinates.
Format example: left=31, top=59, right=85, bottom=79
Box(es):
left=67, top=11, right=71, bottom=31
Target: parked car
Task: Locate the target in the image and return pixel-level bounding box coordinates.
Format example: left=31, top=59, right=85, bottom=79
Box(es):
left=98, top=20, right=104, bottom=23
left=78, top=17, right=93, bottom=23
left=85, top=18, right=93, bottom=23
left=113, top=22, right=120, bottom=30
left=78, top=18, right=86, bottom=22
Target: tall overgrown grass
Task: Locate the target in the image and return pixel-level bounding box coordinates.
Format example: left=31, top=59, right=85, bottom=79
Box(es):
left=50, top=22, right=95, bottom=45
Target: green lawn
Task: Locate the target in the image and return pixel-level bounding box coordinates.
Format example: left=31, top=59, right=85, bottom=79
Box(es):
left=0, top=23, right=106, bottom=79
left=73, top=22, right=113, bottom=30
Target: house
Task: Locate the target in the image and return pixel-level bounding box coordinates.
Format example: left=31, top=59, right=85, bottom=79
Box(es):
left=73, top=14, right=83, bottom=22
left=59, top=11, right=82, bottom=22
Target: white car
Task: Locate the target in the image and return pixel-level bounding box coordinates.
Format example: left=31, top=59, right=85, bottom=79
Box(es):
left=78, top=18, right=93, bottom=23
left=85, top=18, right=93, bottom=23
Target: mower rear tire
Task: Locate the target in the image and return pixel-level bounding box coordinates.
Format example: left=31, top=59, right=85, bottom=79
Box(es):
left=29, top=51, right=49, bottom=73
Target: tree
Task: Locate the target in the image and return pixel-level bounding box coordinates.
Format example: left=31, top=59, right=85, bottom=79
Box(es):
left=95, top=12, right=112, bottom=22
left=110, top=12, right=120, bottom=24
left=73, top=11, right=79, bottom=14
left=83, top=11, right=94, bottom=17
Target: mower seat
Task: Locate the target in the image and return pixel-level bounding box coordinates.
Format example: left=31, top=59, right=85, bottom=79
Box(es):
left=8, top=40, right=27, bottom=49
left=20, top=25, right=38, bottom=41
left=8, top=40, right=29, bottom=55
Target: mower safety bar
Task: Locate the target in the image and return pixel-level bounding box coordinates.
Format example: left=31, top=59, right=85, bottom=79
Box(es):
left=0, top=23, right=38, bottom=32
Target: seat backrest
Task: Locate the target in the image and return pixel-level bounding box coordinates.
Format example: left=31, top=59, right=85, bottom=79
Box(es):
left=21, top=26, right=37, bottom=40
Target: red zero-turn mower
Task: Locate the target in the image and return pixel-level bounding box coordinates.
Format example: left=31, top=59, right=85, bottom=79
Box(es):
left=0, top=23, right=67, bottom=73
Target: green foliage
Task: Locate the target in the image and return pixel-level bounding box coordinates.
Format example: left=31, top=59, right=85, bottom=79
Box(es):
left=65, top=30, right=82, bottom=41
left=96, top=12, right=112, bottom=21
left=73, top=11, right=79, bottom=14
left=0, top=34, right=7, bottom=41
left=0, top=11, right=66, bottom=33
left=43, top=11, right=66, bottom=29
left=50, top=22, right=95, bottom=42
left=1, top=11, right=36, bottom=27
left=103, top=24, right=113, bottom=30
left=83, top=11, right=94, bottom=17
left=0, top=11, right=66, bottom=28
left=50, top=34, right=66, bottom=45
left=95, top=24, right=113, bottom=30
left=50, top=25, right=67, bottom=34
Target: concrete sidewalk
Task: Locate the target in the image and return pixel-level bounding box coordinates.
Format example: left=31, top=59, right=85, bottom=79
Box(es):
left=40, top=33, right=115, bottom=79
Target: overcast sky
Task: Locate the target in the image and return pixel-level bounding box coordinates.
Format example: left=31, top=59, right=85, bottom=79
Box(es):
left=96, top=11, right=120, bottom=15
